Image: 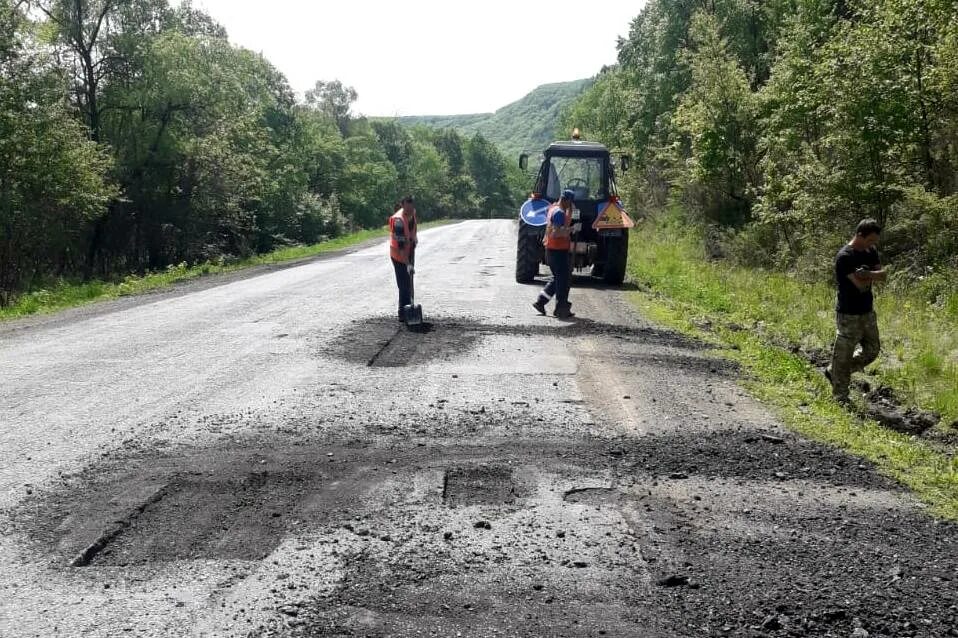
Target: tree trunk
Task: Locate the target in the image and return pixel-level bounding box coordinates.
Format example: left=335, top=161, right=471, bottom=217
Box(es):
left=914, top=43, right=936, bottom=193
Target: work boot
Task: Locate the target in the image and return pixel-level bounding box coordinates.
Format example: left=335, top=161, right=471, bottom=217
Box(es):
left=554, top=303, right=574, bottom=319
left=824, top=367, right=851, bottom=405
left=532, top=298, right=547, bottom=315
left=833, top=393, right=852, bottom=407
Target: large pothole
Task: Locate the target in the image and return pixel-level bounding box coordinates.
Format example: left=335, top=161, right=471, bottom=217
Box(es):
left=75, top=471, right=310, bottom=566
left=320, top=316, right=711, bottom=368
left=13, top=438, right=600, bottom=569
left=13, top=430, right=957, bottom=638
left=442, top=465, right=525, bottom=506
left=321, top=317, right=482, bottom=367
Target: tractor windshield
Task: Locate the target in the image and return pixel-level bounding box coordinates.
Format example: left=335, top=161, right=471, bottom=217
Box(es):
left=544, top=156, right=606, bottom=201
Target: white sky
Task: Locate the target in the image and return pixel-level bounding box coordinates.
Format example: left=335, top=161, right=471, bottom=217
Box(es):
left=180, top=1, right=644, bottom=116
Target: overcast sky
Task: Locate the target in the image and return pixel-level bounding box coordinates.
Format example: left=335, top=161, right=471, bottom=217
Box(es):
left=179, top=1, right=644, bottom=116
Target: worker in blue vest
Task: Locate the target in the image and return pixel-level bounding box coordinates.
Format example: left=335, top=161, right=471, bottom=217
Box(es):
left=533, top=189, right=579, bottom=318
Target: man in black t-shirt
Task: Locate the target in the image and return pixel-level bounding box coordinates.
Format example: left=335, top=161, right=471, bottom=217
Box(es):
left=826, top=219, right=888, bottom=403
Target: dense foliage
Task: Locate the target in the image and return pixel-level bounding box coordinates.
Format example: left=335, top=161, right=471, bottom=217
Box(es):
left=396, top=79, right=594, bottom=160
left=562, top=0, right=958, bottom=295
left=0, top=0, right=518, bottom=302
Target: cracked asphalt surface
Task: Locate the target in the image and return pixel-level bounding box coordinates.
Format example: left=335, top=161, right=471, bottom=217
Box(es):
left=1, top=220, right=956, bottom=637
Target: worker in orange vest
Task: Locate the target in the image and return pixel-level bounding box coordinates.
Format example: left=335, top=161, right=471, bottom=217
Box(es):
left=533, top=189, right=579, bottom=318
left=389, top=195, right=418, bottom=321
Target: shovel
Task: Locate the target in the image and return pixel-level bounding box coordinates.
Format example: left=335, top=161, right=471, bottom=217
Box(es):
left=402, top=260, right=423, bottom=327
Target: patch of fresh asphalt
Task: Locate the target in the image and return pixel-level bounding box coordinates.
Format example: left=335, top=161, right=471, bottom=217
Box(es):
left=2, top=220, right=957, bottom=637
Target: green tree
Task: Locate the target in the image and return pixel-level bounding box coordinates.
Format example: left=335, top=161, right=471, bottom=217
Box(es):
left=305, top=79, right=357, bottom=137
left=466, top=134, right=515, bottom=217
left=426, top=127, right=482, bottom=217
left=755, top=0, right=958, bottom=252
left=31, top=0, right=198, bottom=141
left=563, top=0, right=958, bottom=280
left=560, top=67, right=630, bottom=149
left=337, top=133, right=399, bottom=229
left=407, top=141, right=449, bottom=221
left=371, top=119, right=414, bottom=193
left=673, top=11, right=761, bottom=225
left=99, top=30, right=310, bottom=265
left=0, top=1, right=115, bottom=299
left=295, top=106, right=347, bottom=198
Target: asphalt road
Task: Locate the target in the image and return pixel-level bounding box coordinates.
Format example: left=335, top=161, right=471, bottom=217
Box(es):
left=1, top=220, right=956, bottom=637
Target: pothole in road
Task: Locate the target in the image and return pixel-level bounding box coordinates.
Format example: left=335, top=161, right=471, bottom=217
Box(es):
left=15, top=448, right=368, bottom=569
left=323, top=317, right=482, bottom=367
left=14, top=432, right=958, bottom=638
left=18, top=430, right=907, bottom=572
left=442, top=465, right=524, bottom=506
left=14, top=440, right=578, bottom=570
left=563, top=486, right=622, bottom=506
left=75, top=471, right=309, bottom=566
left=322, top=315, right=711, bottom=368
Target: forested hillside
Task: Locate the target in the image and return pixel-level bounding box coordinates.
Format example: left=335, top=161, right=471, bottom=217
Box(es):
left=0, top=0, right=517, bottom=304
left=563, top=0, right=958, bottom=296
left=397, top=79, right=593, bottom=159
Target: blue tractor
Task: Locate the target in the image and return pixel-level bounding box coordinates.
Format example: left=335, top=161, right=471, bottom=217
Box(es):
left=516, top=132, right=633, bottom=285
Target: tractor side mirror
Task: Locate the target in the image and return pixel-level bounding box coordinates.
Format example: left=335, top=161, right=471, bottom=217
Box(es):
left=519, top=154, right=529, bottom=171
left=620, top=155, right=631, bottom=172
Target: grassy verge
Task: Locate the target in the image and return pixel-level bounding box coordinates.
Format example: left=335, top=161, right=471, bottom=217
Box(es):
left=627, top=217, right=958, bottom=519
left=1, top=221, right=451, bottom=322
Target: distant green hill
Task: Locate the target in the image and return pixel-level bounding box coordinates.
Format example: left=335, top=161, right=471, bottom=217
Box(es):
left=396, top=79, right=593, bottom=160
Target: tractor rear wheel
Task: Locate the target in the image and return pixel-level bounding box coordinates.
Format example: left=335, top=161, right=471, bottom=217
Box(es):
left=516, top=224, right=542, bottom=283
left=602, top=231, right=628, bottom=285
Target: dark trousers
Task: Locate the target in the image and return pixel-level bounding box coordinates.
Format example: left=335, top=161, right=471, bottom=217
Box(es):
left=539, top=249, right=571, bottom=307
left=392, top=258, right=412, bottom=314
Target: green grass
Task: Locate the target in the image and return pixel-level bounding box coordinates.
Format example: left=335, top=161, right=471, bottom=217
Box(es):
left=1, top=223, right=450, bottom=321
left=627, top=217, right=958, bottom=519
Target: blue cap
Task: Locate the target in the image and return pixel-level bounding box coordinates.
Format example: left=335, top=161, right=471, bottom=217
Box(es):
left=561, top=188, right=576, bottom=201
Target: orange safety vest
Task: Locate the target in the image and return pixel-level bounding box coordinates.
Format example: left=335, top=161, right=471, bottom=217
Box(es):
left=543, top=204, right=572, bottom=251
left=389, top=209, right=417, bottom=263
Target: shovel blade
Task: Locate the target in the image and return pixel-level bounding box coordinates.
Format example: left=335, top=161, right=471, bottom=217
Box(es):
left=403, top=303, right=423, bottom=326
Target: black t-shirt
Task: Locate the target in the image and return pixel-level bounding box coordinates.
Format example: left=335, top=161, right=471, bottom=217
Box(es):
left=835, top=244, right=881, bottom=314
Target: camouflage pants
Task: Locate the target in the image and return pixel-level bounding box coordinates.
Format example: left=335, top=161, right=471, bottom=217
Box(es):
left=829, top=312, right=881, bottom=401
